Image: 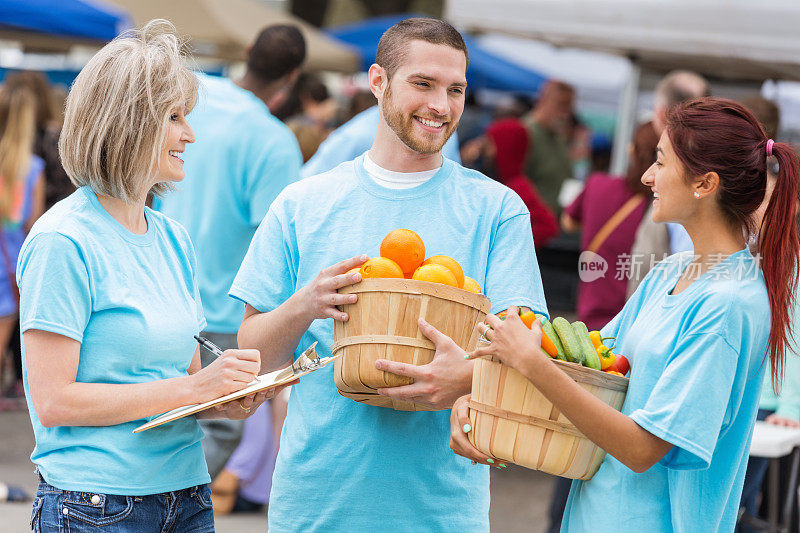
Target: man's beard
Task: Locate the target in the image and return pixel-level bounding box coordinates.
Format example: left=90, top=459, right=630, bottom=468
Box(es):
left=381, top=84, right=457, bottom=154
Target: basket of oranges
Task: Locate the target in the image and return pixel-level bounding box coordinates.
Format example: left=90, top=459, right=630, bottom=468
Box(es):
left=331, top=229, right=490, bottom=411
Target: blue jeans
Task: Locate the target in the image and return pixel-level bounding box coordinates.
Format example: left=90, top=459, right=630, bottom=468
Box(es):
left=30, top=478, right=214, bottom=532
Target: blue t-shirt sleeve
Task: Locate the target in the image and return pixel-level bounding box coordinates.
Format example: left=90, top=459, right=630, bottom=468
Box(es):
left=229, top=205, right=296, bottom=312
left=485, top=207, right=548, bottom=317
left=243, top=132, right=302, bottom=227
left=629, top=332, right=739, bottom=470
left=17, top=232, right=91, bottom=342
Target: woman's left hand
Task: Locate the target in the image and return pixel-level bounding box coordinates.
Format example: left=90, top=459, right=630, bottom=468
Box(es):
left=214, top=379, right=298, bottom=420
left=468, top=306, right=551, bottom=379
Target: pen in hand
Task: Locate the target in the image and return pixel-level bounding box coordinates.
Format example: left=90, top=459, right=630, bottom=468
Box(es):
left=194, top=335, right=225, bottom=358
left=194, top=335, right=261, bottom=387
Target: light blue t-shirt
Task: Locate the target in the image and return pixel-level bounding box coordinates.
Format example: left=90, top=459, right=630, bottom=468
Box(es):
left=230, top=155, right=547, bottom=532
left=153, top=73, right=302, bottom=333
left=17, top=187, right=209, bottom=495
left=300, top=105, right=461, bottom=178
left=562, top=249, right=769, bottom=532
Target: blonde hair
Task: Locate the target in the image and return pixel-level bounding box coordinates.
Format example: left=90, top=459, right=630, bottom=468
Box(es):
left=0, top=83, right=35, bottom=219
left=59, top=19, right=198, bottom=202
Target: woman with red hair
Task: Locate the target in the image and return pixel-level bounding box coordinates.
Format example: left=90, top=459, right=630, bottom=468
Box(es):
left=450, top=97, right=798, bottom=531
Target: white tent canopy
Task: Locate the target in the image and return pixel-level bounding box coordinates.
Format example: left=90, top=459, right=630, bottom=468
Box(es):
left=446, top=0, right=800, bottom=82
left=475, top=33, right=630, bottom=113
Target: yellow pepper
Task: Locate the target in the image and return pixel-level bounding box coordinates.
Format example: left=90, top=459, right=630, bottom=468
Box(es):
left=597, top=345, right=617, bottom=370
left=589, top=331, right=603, bottom=349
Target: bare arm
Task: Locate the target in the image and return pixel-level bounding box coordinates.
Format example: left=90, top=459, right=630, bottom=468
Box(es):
left=458, top=309, right=672, bottom=473
left=237, top=255, right=367, bottom=374
left=560, top=211, right=581, bottom=233
left=25, top=329, right=261, bottom=428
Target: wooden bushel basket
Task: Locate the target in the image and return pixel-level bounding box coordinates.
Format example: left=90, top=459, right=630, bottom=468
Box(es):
left=468, top=357, right=628, bottom=480
left=332, top=278, right=491, bottom=411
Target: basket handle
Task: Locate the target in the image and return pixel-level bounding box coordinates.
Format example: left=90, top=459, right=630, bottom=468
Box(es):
left=468, top=400, right=585, bottom=438
left=331, top=335, right=435, bottom=354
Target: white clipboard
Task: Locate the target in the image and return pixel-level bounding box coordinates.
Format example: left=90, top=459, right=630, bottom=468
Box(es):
left=134, top=352, right=336, bottom=433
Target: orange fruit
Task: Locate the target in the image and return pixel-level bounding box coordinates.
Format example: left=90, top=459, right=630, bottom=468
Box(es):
left=360, top=257, right=404, bottom=279
left=422, top=255, right=464, bottom=288
left=412, top=264, right=458, bottom=287
left=380, top=229, right=425, bottom=276
left=346, top=267, right=361, bottom=276
left=462, top=276, right=482, bottom=293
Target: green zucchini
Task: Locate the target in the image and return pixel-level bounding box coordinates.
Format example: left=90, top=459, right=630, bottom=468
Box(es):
left=536, top=314, right=567, bottom=361
left=572, top=321, right=602, bottom=370
left=552, top=317, right=584, bottom=365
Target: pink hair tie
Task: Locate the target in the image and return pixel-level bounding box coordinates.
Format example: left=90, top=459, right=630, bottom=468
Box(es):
left=766, top=139, right=775, bottom=157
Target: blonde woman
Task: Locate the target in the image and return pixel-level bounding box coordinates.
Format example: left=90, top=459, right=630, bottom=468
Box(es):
left=20, top=21, right=285, bottom=532
left=0, top=82, right=44, bottom=407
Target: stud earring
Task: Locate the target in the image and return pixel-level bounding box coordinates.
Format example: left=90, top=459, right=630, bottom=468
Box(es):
left=694, top=192, right=700, bottom=198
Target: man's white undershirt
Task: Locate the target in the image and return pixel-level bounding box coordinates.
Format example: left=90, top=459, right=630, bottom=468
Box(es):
left=364, top=151, right=440, bottom=190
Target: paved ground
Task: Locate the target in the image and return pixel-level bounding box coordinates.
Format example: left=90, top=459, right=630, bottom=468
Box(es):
left=1, top=408, right=557, bottom=532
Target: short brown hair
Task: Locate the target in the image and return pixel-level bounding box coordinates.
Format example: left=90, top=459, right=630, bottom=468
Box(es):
left=375, top=18, right=468, bottom=80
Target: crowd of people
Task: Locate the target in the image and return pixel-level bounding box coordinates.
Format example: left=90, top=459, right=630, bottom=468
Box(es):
left=1, top=13, right=798, bottom=533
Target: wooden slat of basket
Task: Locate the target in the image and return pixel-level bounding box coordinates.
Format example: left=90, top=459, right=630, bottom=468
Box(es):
left=514, top=379, right=551, bottom=469
left=472, top=358, right=501, bottom=456
left=386, top=292, right=416, bottom=386
left=341, top=292, right=363, bottom=391
left=358, top=291, right=391, bottom=387
left=488, top=363, right=511, bottom=460
left=466, top=307, right=483, bottom=352
left=537, top=400, right=580, bottom=476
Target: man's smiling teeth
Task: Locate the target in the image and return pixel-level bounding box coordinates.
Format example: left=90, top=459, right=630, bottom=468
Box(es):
left=416, top=117, right=444, bottom=128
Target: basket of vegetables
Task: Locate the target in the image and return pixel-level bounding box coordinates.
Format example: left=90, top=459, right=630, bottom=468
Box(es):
left=467, top=312, right=629, bottom=480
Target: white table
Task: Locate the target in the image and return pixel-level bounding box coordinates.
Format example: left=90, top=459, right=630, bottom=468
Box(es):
left=746, top=421, right=800, bottom=533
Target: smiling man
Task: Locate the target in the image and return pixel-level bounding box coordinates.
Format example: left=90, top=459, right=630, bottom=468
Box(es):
left=231, top=18, right=547, bottom=531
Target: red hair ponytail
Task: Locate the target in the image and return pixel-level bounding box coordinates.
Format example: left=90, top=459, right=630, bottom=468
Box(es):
left=759, top=141, right=799, bottom=390
left=667, top=98, right=799, bottom=390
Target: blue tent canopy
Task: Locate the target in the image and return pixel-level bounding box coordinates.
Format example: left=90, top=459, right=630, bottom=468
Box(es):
left=0, top=0, right=128, bottom=42
left=328, top=14, right=546, bottom=94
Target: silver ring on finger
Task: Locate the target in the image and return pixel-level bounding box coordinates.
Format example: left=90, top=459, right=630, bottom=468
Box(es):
left=478, top=336, right=491, bottom=345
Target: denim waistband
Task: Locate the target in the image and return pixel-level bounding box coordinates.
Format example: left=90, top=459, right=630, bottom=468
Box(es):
left=34, top=468, right=207, bottom=499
